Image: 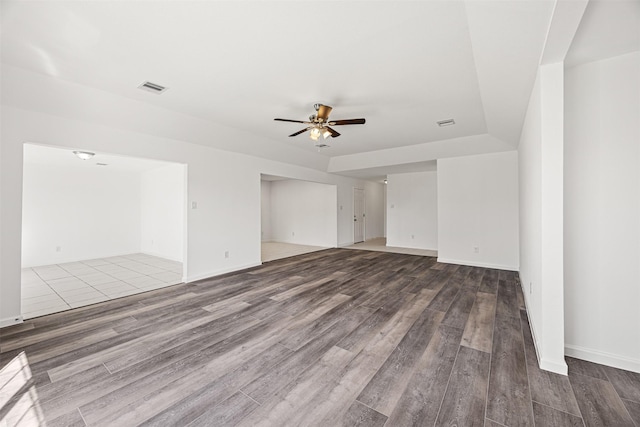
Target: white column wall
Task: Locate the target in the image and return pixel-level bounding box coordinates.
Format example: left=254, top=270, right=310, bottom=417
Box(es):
left=518, top=63, right=567, bottom=375
left=564, top=52, right=640, bottom=372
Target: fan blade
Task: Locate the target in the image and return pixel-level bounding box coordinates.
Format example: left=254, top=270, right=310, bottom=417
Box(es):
left=289, top=127, right=311, bottom=137
left=329, top=118, right=366, bottom=126
left=325, top=127, right=341, bottom=138
left=274, top=118, right=310, bottom=124
left=316, top=104, right=333, bottom=121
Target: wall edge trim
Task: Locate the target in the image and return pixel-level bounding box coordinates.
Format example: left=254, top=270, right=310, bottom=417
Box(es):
left=539, top=358, right=569, bottom=375
left=565, top=344, right=640, bottom=374
left=520, top=280, right=568, bottom=375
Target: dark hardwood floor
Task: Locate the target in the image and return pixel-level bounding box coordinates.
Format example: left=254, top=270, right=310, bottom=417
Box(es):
left=1, top=249, right=638, bottom=426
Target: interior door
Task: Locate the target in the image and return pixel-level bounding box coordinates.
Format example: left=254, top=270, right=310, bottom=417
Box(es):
left=353, top=188, right=365, bottom=243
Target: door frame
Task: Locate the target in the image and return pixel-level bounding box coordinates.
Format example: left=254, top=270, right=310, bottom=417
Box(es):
left=353, top=187, right=365, bottom=243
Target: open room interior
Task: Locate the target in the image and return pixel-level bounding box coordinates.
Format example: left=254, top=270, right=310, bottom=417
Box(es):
left=1, top=0, right=639, bottom=426
left=260, top=174, right=338, bottom=262
left=20, top=144, right=187, bottom=318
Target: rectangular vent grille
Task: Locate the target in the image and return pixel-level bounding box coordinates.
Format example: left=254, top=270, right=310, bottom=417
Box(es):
left=437, top=119, right=455, bottom=127
left=138, top=81, right=167, bottom=94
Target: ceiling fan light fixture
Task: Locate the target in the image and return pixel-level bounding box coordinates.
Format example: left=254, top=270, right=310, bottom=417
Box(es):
left=275, top=104, right=365, bottom=143
left=310, top=127, right=321, bottom=141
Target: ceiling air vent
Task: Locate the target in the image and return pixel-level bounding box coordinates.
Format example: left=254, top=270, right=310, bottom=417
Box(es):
left=138, top=81, right=168, bottom=94
left=437, top=119, right=455, bottom=127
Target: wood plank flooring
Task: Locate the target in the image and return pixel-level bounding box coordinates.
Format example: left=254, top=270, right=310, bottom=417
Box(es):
left=1, top=248, right=638, bottom=426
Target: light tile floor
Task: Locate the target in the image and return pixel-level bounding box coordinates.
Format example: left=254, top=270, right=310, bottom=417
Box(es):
left=21, top=253, right=183, bottom=319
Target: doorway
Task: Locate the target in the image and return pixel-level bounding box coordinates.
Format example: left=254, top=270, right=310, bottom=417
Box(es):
left=353, top=187, right=365, bottom=244
left=21, top=144, right=187, bottom=319
left=260, top=174, right=337, bottom=262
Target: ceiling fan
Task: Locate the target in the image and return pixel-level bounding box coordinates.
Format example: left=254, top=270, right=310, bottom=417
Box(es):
left=274, top=104, right=366, bottom=147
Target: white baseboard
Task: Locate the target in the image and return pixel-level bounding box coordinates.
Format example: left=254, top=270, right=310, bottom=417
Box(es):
left=338, top=242, right=354, bottom=248
left=186, top=262, right=262, bottom=283
left=0, top=315, right=24, bottom=329
left=521, top=282, right=568, bottom=375
left=540, top=358, right=569, bottom=375
left=524, top=292, right=543, bottom=366
left=565, top=344, right=640, bottom=374
left=393, top=245, right=438, bottom=251
left=436, top=257, right=518, bottom=271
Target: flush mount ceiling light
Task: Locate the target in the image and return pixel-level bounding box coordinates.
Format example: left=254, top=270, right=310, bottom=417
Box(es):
left=72, top=151, right=95, bottom=160
left=437, top=119, right=456, bottom=127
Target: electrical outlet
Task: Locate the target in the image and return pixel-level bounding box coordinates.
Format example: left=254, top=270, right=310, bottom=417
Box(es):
left=473, top=246, right=479, bottom=253
left=292, top=232, right=295, bottom=237
left=191, top=201, right=198, bottom=209
left=411, top=234, right=415, bottom=239
left=56, top=246, right=61, bottom=252
left=224, top=250, right=229, bottom=259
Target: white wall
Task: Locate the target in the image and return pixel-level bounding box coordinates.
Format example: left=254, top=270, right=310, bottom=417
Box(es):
left=260, top=180, right=272, bottom=242
left=564, top=52, right=640, bottom=372
left=0, top=66, right=384, bottom=326
left=386, top=171, right=438, bottom=250
left=519, top=69, right=543, bottom=367
left=437, top=151, right=519, bottom=270
left=518, top=63, right=567, bottom=375
left=22, top=162, right=142, bottom=267
left=140, top=163, right=185, bottom=262
left=269, top=180, right=337, bottom=247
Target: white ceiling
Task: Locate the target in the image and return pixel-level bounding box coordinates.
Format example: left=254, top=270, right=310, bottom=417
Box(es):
left=0, top=0, right=614, bottom=179
left=24, top=144, right=176, bottom=173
